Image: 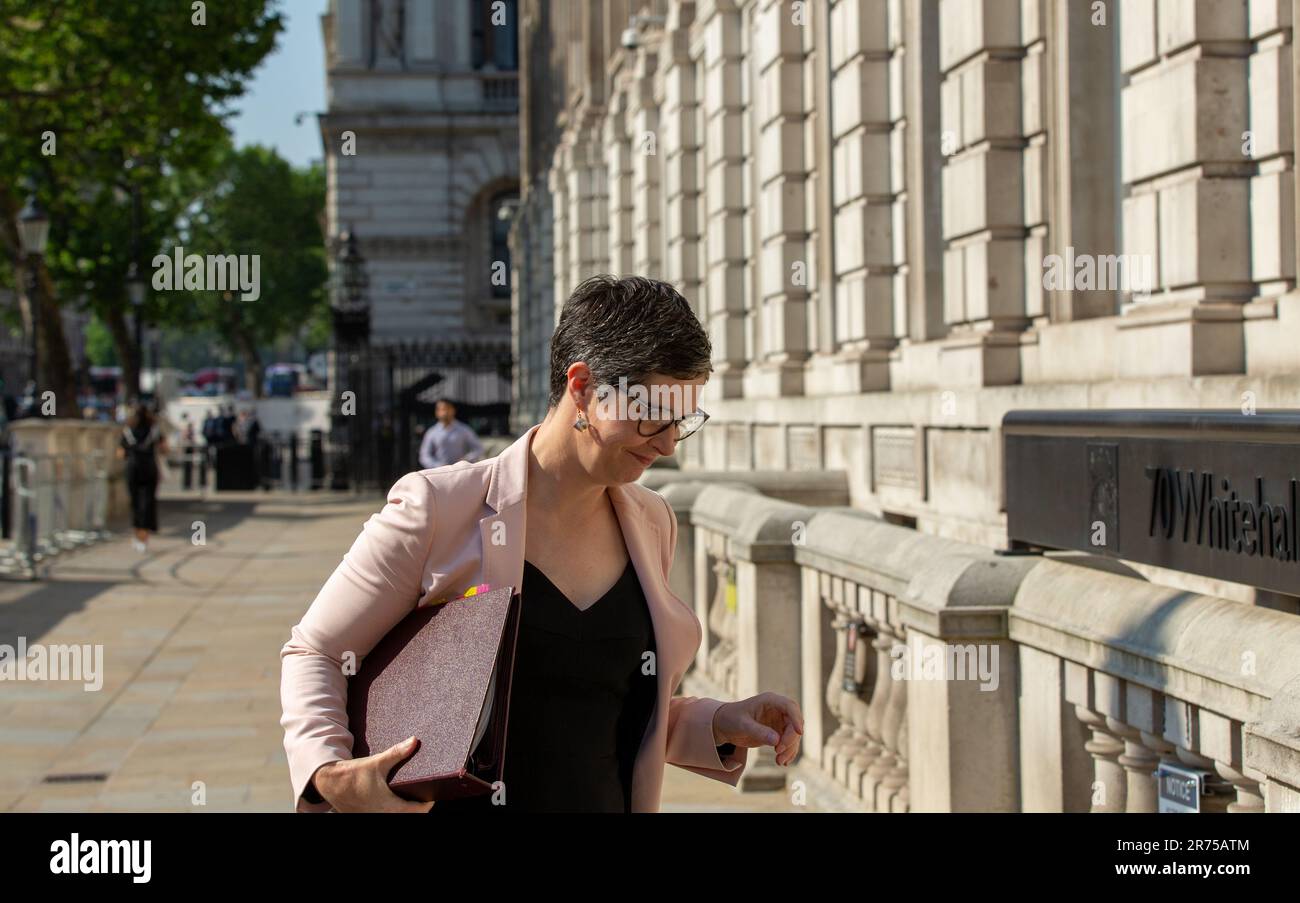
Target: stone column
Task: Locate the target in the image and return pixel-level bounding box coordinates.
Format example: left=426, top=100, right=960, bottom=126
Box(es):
left=695, top=0, right=748, bottom=398
left=1017, top=645, right=1093, bottom=812
left=630, top=43, right=663, bottom=275
left=334, top=0, right=369, bottom=68
left=937, top=0, right=1030, bottom=386
left=1116, top=0, right=1253, bottom=377
left=1042, top=0, right=1120, bottom=322
left=566, top=115, right=609, bottom=286
left=605, top=86, right=637, bottom=275
left=660, top=2, right=704, bottom=308
left=743, top=0, right=812, bottom=398
left=823, top=0, right=898, bottom=392
left=548, top=148, right=571, bottom=323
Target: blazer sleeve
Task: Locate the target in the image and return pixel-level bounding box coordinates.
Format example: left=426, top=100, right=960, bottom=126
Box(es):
left=655, top=492, right=749, bottom=784
left=278, top=470, right=437, bottom=812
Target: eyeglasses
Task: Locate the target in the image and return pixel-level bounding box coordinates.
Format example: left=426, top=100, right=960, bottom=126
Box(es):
left=635, top=406, right=710, bottom=442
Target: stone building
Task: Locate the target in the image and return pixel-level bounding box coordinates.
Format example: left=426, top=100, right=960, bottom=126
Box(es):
left=513, top=1, right=1300, bottom=813
left=319, top=0, right=521, bottom=341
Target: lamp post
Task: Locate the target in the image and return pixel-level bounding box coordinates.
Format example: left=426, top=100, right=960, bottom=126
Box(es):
left=327, top=226, right=371, bottom=490
left=17, top=189, right=50, bottom=403
left=127, top=260, right=145, bottom=401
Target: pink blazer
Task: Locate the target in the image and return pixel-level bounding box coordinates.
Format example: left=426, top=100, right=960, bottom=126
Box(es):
left=279, top=423, right=748, bottom=811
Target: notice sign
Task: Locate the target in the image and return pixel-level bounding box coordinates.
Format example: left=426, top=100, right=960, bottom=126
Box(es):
left=1156, top=762, right=1203, bottom=813
left=1004, top=410, right=1300, bottom=596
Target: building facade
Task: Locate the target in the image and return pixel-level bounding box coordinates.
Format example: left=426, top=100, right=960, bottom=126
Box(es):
left=320, top=0, right=521, bottom=341
left=513, top=0, right=1300, bottom=813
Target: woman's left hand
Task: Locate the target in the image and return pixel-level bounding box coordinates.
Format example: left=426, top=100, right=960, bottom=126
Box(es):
left=712, top=692, right=804, bottom=766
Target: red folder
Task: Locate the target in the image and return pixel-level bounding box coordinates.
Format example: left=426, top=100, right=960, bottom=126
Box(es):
left=346, top=584, right=521, bottom=802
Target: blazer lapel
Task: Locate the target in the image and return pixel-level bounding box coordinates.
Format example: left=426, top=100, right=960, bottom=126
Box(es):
left=480, top=427, right=688, bottom=683
left=478, top=427, right=692, bottom=812
left=477, top=424, right=537, bottom=596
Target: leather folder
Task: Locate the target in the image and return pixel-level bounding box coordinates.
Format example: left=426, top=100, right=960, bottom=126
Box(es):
left=346, top=584, right=521, bottom=803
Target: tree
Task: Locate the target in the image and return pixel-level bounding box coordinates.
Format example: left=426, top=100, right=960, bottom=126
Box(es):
left=170, top=145, right=328, bottom=397
left=0, top=0, right=281, bottom=415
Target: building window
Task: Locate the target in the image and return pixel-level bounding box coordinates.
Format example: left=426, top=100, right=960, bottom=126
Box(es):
left=491, top=192, right=518, bottom=298
left=471, top=0, right=518, bottom=70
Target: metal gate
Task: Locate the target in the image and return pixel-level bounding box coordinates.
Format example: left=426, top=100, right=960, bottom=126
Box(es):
left=334, top=340, right=512, bottom=491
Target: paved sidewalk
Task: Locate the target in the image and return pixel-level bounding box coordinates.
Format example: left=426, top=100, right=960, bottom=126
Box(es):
left=0, top=491, right=804, bottom=813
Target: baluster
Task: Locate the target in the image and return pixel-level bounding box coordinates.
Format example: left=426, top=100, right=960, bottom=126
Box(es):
left=1076, top=707, right=1126, bottom=812
left=1108, top=718, right=1160, bottom=812
left=1214, top=762, right=1265, bottom=813
left=862, top=623, right=906, bottom=809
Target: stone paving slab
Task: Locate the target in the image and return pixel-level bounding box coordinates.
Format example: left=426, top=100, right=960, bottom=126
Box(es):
left=0, top=490, right=805, bottom=813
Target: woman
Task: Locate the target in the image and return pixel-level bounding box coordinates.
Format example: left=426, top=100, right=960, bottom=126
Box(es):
left=280, top=275, right=803, bottom=813
left=116, top=402, right=168, bottom=553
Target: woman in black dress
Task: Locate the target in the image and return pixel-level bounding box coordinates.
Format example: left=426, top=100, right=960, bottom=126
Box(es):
left=289, top=276, right=804, bottom=813
left=116, top=403, right=168, bottom=553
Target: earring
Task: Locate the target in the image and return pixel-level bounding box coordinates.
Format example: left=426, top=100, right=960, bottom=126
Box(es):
left=573, top=411, right=588, bottom=431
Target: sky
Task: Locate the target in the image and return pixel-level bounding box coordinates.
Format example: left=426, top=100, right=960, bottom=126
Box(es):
left=228, top=0, right=331, bottom=168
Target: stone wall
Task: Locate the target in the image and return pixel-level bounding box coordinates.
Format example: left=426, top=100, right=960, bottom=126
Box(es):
left=515, top=0, right=1300, bottom=607
left=322, top=0, right=521, bottom=342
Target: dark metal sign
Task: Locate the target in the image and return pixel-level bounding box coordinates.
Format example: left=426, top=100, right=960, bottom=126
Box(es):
left=1004, top=410, right=1300, bottom=596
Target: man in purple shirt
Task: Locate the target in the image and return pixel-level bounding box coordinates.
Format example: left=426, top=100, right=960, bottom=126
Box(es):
left=418, top=398, right=485, bottom=469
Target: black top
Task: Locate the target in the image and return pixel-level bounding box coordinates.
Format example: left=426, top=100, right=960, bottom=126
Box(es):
left=431, top=556, right=658, bottom=813
left=120, top=423, right=160, bottom=481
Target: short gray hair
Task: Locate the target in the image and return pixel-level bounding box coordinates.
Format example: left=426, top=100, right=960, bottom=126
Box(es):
left=547, top=275, right=712, bottom=408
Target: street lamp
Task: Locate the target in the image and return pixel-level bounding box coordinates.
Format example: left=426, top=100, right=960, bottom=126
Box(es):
left=127, top=259, right=146, bottom=400
left=332, top=226, right=371, bottom=344
left=17, top=189, right=49, bottom=397
left=327, top=226, right=371, bottom=490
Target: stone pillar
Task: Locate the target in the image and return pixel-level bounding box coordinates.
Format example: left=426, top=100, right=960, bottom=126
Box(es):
left=823, top=0, right=898, bottom=392
left=902, top=0, right=945, bottom=343
left=1245, top=673, right=1300, bottom=812
left=567, top=116, right=609, bottom=287
left=659, top=2, right=704, bottom=308
left=406, top=0, right=438, bottom=67
left=605, top=87, right=637, bottom=275
left=630, top=47, right=664, bottom=276
left=743, top=0, right=812, bottom=398
left=548, top=144, right=571, bottom=322
left=334, top=0, right=368, bottom=68
left=938, top=0, right=1029, bottom=386
left=1042, top=0, right=1121, bottom=322
left=1117, top=0, right=1253, bottom=377
left=696, top=0, right=748, bottom=398
left=1017, top=644, right=1093, bottom=811
left=448, top=0, right=472, bottom=68
left=799, top=564, right=839, bottom=772
left=733, top=552, right=800, bottom=791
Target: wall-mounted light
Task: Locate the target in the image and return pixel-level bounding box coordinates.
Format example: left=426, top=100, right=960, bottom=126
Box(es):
left=621, top=13, right=666, bottom=50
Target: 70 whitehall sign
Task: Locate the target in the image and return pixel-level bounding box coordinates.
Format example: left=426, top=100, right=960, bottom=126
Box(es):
left=1004, top=410, right=1300, bottom=596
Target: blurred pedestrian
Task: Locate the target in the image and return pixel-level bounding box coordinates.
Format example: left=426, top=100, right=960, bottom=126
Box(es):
left=116, top=402, right=169, bottom=553
left=417, top=398, right=484, bottom=469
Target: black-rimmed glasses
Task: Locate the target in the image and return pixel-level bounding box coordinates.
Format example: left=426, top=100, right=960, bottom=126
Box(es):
left=635, top=406, right=710, bottom=442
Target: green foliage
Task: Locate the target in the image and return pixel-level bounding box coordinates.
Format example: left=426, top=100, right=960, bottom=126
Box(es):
left=82, top=314, right=118, bottom=366
left=169, top=145, right=328, bottom=357
left=0, top=0, right=284, bottom=374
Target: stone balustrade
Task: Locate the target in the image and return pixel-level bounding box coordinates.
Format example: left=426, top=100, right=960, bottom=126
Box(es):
left=655, top=471, right=1300, bottom=812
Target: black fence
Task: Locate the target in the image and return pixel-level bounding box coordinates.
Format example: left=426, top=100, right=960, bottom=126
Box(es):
left=334, top=339, right=512, bottom=492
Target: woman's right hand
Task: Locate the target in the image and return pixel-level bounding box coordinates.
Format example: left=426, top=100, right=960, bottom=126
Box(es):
left=311, top=737, right=436, bottom=812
